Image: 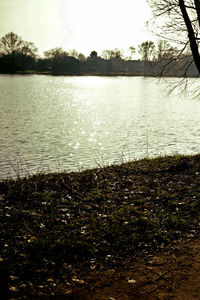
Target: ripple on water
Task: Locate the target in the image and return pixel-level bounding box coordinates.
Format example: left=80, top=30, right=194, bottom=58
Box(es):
left=1, top=75, right=200, bottom=179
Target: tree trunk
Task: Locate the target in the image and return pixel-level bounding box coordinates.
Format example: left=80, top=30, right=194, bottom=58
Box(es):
left=179, top=0, right=200, bottom=74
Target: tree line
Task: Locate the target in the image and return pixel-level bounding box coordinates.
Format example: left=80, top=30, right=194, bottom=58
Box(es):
left=0, top=32, right=198, bottom=76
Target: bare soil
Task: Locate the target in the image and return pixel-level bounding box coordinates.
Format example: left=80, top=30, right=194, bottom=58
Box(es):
left=71, top=238, right=200, bottom=300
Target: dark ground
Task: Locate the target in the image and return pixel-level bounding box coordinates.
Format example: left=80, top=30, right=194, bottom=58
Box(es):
left=1, top=154, right=200, bottom=299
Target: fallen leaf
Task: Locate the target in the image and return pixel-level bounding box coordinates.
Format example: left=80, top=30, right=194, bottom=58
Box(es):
left=90, top=264, right=96, bottom=269
left=63, top=289, right=72, bottom=295
left=28, top=236, right=38, bottom=243
left=10, top=275, right=19, bottom=281
left=9, top=286, right=18, bottom=292
left=128, top=279, right=137, bottom=284
left=72, top=277, right=84, bottom=284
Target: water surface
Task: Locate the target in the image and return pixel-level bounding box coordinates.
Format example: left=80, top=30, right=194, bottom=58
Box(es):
left=0, top=75, right=200, bottom=179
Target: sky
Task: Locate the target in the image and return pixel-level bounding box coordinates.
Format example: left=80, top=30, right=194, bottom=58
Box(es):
left=0, top=0, right=154, bottom=57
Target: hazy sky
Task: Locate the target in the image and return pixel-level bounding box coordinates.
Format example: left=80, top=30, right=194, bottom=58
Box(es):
left=0, top=0, right=153, bottom=56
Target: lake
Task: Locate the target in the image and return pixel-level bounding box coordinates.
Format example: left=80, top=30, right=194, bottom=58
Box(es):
left=0, top=74, right=200, bottom=179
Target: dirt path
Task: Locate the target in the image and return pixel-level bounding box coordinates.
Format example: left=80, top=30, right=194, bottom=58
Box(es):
left=71, top=238, right=200, bottom=300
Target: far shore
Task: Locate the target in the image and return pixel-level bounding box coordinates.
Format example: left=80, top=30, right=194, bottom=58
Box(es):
left=0, top=70, right=200, bottom=78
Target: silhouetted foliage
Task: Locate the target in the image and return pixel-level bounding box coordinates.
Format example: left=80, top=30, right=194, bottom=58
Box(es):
left=0, top=32, right=37, bottom=73
left=43, top=47, right=81, bottom=74
left=90, top=51, right=98, bottom=58
left=0, top=31, right=199, bottom=76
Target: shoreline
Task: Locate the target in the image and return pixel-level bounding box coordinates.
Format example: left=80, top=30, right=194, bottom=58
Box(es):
left=0, top=71, right=200, bottom=78
left=1, top=154, right=200, bottom=298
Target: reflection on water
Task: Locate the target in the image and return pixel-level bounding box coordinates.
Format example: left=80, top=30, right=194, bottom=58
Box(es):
left=0, top=74, right=200, bottom=179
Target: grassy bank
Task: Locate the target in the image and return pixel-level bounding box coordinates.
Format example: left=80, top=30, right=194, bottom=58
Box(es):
left=1, top=154, right=200, bottom=298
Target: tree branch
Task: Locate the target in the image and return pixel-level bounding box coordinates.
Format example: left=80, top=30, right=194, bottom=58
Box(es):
left=194, top=0, right=200, bottom=28
left=179, top=0, right=200, bottom=73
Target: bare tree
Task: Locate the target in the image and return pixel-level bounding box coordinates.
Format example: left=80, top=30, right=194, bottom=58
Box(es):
left=0, top=32, right=23, bottom=55
left=44, top=47, right=68, bottom=59
left=147, top=0, right=200, bottom=75
left=0, top=32, right=37, bottom=57
left=157, top=40, right=178, bottom=60
left=101, top=49, right=113, bottom=60
left=20, top=42, right=38, bottom=57
left=68, top=49, right=79, bottom=59
left=101, top=48, right=124, bottom=60
left=43, top=47, right=80, bottom=74
left=0, top=32, right=38, bottom=72
left=78, top=53, right=86, bottom=61
left=111, top=48, right=124, bottom=59
left=138, top=41, right=156, bottom=61
left=128, top=46, right=136, bottom=60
